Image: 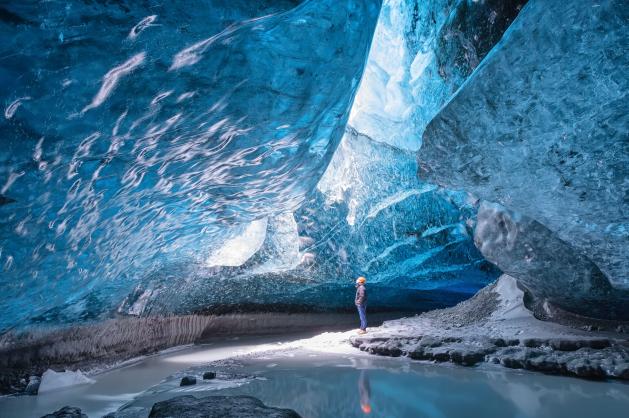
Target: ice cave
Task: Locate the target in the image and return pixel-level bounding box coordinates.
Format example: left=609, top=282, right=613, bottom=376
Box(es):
left=0, top=0, right=627, bottom=417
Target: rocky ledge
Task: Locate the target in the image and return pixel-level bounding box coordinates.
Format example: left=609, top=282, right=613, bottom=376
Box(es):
left=42, top=395, right=301, bottom=418
left=350, top=275, right=629, bottom=380
left=148, top=395, right=301, bottom=418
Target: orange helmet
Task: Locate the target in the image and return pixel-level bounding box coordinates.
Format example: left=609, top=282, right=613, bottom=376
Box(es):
left=356, top=276, right=366, bottom=284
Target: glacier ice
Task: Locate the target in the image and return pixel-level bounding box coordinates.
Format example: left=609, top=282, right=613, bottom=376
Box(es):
left=0, top=0, right=515, bottom=331
left=349, top=0, right=526, bottom=150
left=112, top=129, right=497, bottom=317
left=0, top=0, right=381, bottom=330
left=0, top=0, right=624, bottom=334
left=475, top=202, right=628, bottom=319
left=419, top=0, right=628, bottom=290
left=206, top=218, right=269, bottom=268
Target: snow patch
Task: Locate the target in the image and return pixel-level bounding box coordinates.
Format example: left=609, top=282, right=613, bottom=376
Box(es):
left=38, top=369, right=95, bottom=394
left=491, top=274, right=531, bottom=321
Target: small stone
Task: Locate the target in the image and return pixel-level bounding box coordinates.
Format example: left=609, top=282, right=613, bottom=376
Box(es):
left=522, top=338, right=546, bottom=348
left=492, top=338, right=507, bottom=347
left=179, top=376, right=197, bottom=386
left=567, top=359, right=605, bottom=379
left=419, top=336, right=442, bottom=348
left=587, top=339, right=611, bottom=349
left=613, top=363, right=629, bottom=380
left=203, top=371, right=216, bottom=380
left=102, top=407, right=149, bottom=418
left=40, top=406, right=87, bottom=418
left=549, top=339, right=581, bottom=351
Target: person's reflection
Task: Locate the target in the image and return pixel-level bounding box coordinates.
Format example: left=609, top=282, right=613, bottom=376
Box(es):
left=358, top=370, right=372, bottom=414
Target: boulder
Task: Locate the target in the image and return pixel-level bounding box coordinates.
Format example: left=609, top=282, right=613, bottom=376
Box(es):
left=40, top=406, right=87, bottom=418
left=148, top=395, right=301, bottom=418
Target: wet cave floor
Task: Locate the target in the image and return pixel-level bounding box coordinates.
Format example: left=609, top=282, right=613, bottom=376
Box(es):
left=1, top=331, right=627, bottom=418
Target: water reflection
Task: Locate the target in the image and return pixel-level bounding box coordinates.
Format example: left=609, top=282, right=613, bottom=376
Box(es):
left=118, top=352, right=629, bottom=418
left=358, top=370, right=372, bottom=415
left=3, top=346, right=626, bottom=418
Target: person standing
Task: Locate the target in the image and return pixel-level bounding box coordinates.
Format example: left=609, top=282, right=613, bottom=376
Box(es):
left=355, top=276, right=368, bottom=334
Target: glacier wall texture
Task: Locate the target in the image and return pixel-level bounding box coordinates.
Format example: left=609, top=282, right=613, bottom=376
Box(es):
left=419, top=0, right=628, bottom=317
left=0, top=0, right=382, bottom=331
left=475, top=202, right=628, bottom=319
left=0, top=0, right=522, bottom=331
left=349, top=0, right=526, bottom=150
left=2, top=0, right=624, bottom=333
left=113, top=129, right=497, bottom=319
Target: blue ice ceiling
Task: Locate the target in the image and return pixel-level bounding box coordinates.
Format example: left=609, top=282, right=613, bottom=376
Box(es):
left=1, top=0, right=626, bottom=331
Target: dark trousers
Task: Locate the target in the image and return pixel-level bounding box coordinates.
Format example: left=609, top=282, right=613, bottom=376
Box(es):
left=356, top=304, right=367, bottom=330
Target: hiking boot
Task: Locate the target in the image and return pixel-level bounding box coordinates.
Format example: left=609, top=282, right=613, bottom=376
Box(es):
left=357, top=329, right=367, bottom=335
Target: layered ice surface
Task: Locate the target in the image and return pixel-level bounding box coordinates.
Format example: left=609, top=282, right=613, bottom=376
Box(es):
left=419, top=0, right=628, bottom=293
left=0, top=0, right=516, bottom=331
left=4, top=0, right=621, bottom=331
left=0, top=0, right=382, bottom=330
left=118, top=130, right=496, bottom=317
left=350, top=0, right=526, bottom=150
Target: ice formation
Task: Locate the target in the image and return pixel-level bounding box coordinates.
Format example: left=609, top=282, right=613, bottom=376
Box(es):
left=0, top=0, right=382, bottom=330
left=348, top=0, right=526, bottom=150
left=38, top=369, right=95, bottom=394
left=420, top=0, right=628, bottom=292
left=475, top=202, right=628, bottom=319
left=0, top=0, right=626, bottom=336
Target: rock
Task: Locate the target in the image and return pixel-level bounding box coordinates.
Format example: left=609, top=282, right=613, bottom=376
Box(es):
left=102, top=407, right=149, bottom=418
left=148, top=395, right=301, bottom=417
left=40, top=406, right=87, bottom=418
left=527, top=355, right=565, bottom=374
left=179, top=376, right=197, bottom=386
left=613, top=363, right=629, bottom=380
left=522, top=338, right=547, bottom=348
left=25, top=375, right=40, bottom=395
left=491, top=338, right=519, bottom=347
left=350, top=278, right=629, bottom=381
left=566, top=358, right=605, bottom=380
left=203, top=371, right=216, bottom=380
left=587, top=339, right=611, bottom=350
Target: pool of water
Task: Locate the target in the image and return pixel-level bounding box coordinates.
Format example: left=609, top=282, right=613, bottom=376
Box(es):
left=1, top=332, right=627, bottom=418
left=122, top=351, right=629, bottom=418
left=0, top=333, right=315, bottom=418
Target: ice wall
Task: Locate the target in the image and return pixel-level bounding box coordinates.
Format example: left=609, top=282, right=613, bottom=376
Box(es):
left=114, top=129, right=497, bottom=318
left=349, top=0, right=526, bottom=150
left=419, top=0, right=628, bottom=298
left=0, top=0, right=381, bottom=331
left=475, top=202, right=629, bottom=319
